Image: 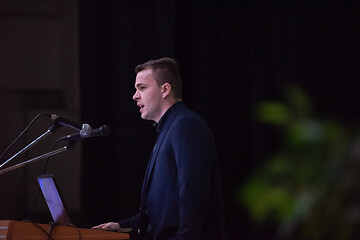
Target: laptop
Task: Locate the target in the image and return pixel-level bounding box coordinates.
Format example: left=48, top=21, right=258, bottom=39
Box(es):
left=37, top=173, right=71, bottom=226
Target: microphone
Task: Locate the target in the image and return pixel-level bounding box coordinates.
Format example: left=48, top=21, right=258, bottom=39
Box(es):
left=45, top=113, right=83, bottom=131
left=59, top=125, right=111, bottom=141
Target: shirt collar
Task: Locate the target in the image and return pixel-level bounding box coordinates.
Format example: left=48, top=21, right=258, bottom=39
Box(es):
left=153, top=101, right=181, bottom=133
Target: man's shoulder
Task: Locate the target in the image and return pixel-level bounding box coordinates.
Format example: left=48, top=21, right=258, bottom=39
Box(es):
left=173, top=104, right=202, bottom=121
left=170, top=105, right=210, bottom=132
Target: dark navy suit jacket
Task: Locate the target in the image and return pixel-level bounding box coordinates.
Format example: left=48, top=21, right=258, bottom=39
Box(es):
left=120, top=102, right=225, bottom=240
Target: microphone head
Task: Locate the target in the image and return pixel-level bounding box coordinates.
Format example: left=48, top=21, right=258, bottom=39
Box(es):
left=100, top=125, right=111, bottom=137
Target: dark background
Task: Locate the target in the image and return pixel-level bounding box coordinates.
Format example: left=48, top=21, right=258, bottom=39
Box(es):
left=0, top=1, right=359, bottom=239
left=78, top=1, right=360, bottom=239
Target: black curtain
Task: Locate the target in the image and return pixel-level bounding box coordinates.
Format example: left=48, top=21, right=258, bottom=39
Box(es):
left=78, top=1, right=360, bottom=239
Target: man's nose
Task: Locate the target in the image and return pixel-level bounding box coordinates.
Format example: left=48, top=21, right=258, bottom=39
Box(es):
left=133, top=91, right=139, bottom=100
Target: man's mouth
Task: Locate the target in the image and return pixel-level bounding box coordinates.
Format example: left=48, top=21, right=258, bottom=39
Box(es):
left=138, top=104, right=145, bottom=112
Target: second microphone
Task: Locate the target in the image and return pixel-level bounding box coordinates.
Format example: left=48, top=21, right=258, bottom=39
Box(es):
left=60, top=124, right=111, bottom=141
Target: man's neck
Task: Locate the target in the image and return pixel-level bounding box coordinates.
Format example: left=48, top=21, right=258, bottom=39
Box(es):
left=156, top=99, right=179, bottom=123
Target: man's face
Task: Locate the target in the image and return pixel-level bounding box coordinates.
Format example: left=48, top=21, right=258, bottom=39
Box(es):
left=133, top=69, right=164, bottom=122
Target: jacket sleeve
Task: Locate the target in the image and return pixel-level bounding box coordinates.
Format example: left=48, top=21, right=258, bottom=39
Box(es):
left=119, top=213, right=141, bottom=231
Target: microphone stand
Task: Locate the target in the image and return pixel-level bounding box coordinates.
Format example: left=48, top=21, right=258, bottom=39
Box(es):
left=0, top=146, right=67, bottom=175
left=0, top=123, right=76, bottom=175
left=0, top=138, right=78, bottom=175
left=0, top=130, right=52, bottom=169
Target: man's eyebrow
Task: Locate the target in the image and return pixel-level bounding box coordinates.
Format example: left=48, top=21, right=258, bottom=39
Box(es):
left=136, top=83, right=147, bottom=88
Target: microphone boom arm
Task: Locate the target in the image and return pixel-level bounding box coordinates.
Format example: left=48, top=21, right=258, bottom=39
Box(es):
left=0, top=146, right=69, bottom=175
left=0, top=130, right=52, bottom=169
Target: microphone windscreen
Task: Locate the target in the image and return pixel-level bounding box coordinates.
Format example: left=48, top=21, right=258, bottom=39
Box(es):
left=100, top=125, right=112, bottom=137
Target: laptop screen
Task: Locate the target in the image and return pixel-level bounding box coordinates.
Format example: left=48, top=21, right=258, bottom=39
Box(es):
left=37, top=174, right=71, bottom=226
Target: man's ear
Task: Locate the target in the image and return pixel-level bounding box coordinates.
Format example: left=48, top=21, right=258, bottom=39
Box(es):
left=161, top=83, right=172, bottom=99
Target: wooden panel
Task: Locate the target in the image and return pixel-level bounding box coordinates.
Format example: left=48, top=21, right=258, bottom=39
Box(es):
left=0, top=220, right=129, bottom=240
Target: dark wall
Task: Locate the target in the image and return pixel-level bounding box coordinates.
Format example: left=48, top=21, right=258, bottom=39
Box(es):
left=0, top=0, right=82, bottom=224
left=78, top=1, right=360, bottom=239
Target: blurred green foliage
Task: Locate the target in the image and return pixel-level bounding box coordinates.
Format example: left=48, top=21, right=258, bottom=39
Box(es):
left=238, top=85, right=360, bottom=239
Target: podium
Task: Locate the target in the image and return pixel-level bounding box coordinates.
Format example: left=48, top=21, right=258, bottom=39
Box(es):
left=0, top=220, right=129, bottom=240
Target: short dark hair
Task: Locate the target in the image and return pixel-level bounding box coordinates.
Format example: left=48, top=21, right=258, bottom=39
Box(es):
left=135, top=57, right=182, bottom=100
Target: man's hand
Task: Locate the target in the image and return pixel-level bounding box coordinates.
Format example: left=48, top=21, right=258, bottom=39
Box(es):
left=92, top=222, right=132, bottom=232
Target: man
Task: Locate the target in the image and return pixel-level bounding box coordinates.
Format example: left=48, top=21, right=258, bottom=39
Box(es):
left=93, top=57, right=225, bottom=240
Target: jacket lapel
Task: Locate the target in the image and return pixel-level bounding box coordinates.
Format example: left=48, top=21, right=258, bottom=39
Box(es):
left=144, top=102, right=185, bottom=190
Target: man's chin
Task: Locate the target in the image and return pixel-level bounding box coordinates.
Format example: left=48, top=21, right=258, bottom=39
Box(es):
left=141, top=113, right=149, bottom=120
left=141, top=115, right=155, bottom=122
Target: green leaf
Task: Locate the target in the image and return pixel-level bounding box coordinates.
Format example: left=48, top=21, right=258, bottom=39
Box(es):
left=256, top=102, right=291, bottom=125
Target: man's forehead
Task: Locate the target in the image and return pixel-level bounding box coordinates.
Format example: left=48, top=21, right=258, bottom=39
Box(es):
left=137, top=68, right=153, bottom=77
left=135, top=69, right=155, bottom=86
